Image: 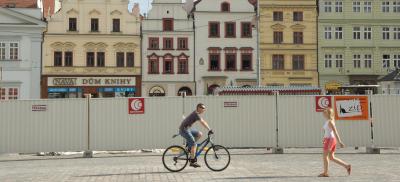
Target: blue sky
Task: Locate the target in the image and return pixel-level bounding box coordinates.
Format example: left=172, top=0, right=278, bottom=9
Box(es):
left=129, top=0, right=186, bottom=15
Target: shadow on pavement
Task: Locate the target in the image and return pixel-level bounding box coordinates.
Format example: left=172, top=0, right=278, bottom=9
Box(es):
left=216, top=175, right=318, bottom=180
left=76, top=171, right=208, bottom=177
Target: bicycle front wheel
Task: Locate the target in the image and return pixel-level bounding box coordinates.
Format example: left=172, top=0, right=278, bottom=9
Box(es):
left=204, top=145, right=230, bottom=171
left=162, top=145, right=189, bottom=172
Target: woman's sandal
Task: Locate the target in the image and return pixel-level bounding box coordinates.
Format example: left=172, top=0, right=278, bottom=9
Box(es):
left=346, top=165, right=352, bottom=175
left=318, top=173, right=329, bottom=177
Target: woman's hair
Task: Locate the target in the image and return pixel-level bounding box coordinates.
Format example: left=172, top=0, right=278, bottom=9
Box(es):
left=324, top=108, right=335, bottom=120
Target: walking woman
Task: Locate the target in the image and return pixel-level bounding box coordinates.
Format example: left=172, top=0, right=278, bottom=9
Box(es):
left=319, top=108, right=351, bottom=177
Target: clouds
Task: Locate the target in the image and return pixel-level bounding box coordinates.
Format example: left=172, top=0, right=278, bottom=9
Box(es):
left=129, top=0, right=153, bottom=15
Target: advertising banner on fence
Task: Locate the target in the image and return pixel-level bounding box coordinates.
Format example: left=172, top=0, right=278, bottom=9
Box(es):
left=334, top=96, right=369, bottom=120
left=315, top=96, right=332, bottom=112
left=128, top=98, right=144, bottom=114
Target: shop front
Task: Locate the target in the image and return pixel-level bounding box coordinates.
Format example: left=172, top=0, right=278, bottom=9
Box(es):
left=42, top=76, right=141, bottom=98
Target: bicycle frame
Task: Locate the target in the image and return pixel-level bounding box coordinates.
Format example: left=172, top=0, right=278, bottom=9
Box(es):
left=194, top=135, right=213, bottom=158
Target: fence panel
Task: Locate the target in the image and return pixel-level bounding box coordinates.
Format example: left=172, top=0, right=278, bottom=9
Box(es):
left=372, top=95, right=400, bottom=147
left=0, top=99, right=88, bottom=153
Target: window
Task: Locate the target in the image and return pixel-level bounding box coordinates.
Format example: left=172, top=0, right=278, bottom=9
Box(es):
left=335, top=1, right=343, bottom=12
left=292, top=55, right=304, bottom=70
left=225, top=22, right=236, bottom=38
left=175, top=38, right=187, bottom=50
left=178, top=57, right=188, bottom=74
left=394, top=1, right=400, bottom=12
left=149, top=38, right=159, bottom=49
left=9, top=43, right=18, bottom=60
left=353, top=1, right=361, bottom=12
left=394, top=55, right=400, bottom=68
left=294, top=32, right=303, bottom=44
left=383, top=54, right=390, bottom=68
left=324, top=1, right=332, bottom=12
left=97, top=52, right=105, bottom=67
left=272, top=55, right=284, bottom=70
left=364, top=54, right=372, bottom=68
left=149, top=57, right=159, bottom=74
left=273, top=11, right=283, bottom=21
left=394, top=27, right=400, bottom=39
left=325, top=27, right=332, bottom=39
left=127, top=52, right=134, bottom=67
left=69, top=18, right=77, bottom=31
left=353, top=27, right=361, bottom=39
left=364, top=1, right=372, bottom=12
left=0, top=43, right=5, bottom=60
left=273, top=31, right=283, bottom=44
left=116, top=52, right=124, bottom=67
left=335, top=54, right=343, bottom=68
left=86, top=52, right=95, bottom=67
left=163, top=18, right=173, bottom=31
left=54, top=51, right=62, bottom=66
left=209, top=54, right=220, bottom=71
left=293, top=12, right=303, bottom=21
left=225, top=54, right=236, bottom=71
left=364, top=27, right=372, bottom=40
left=221, top=2, right=230, bottom=12
left=353, top=54, right=361, bottom=68
left=383, top=27, right=390, bottom=40
left=91, top=18, right=99, bottom=32
left=241, top=53, right=252, bottom=71
left=382, top=1, right=390, bottom=12
left=64, top=52, right=73, bottom=66
left=112, top=19, right=120, bottom=32
left=2, top=88, right=18, bottom=100
left=241, top=22, right=252, bottom=38
left=209, top=22, right=220, bottom=37
left=163, top=56, right=173, bottom=74
left=335, top=27, right=343, bottom=39
left=325, top=54, right=332, bottom=68
left=163, top=38, right=174, bottom=50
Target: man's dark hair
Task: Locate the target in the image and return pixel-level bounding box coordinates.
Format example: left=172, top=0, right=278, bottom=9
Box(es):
left=197, top=103, right=206, bottom=109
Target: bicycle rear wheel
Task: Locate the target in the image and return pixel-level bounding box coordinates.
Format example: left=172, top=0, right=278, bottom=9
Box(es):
left=204, top=145, right=230, bottom=171
left=162, top=145, right=189, bottom=172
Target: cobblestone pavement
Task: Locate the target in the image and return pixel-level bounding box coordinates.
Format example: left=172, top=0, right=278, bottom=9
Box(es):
left=0, top=148, right=399, bottom=182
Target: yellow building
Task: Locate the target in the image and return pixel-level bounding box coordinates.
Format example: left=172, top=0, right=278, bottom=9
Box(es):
left=42, top=0, right=142, bottom=98
left=259, top=0, right=318, bottom=86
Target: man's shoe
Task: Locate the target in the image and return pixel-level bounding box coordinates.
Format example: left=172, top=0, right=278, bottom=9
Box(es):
left=189, top=162, right=201, bottom=168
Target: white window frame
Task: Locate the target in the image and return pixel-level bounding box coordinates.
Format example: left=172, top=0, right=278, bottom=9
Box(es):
left=364, top=54, right=372, bottom=68
left=364, top=27, right=372, bottom=40
left=0, top=42, right=5, bottom=60
left=364, top=1, right=372, bottom=12
left=335, top=27, right=343, bottom=39
left=324, top=27, right=333, bottom=39
left=353, top=1, right=361, bottom=12
left=335, top=1, right=343, bottom=12
left=324, top=1, right=332, bottom=12
left=353, top=54, right=361, bottom=68
left=325, top=54, right=332, bottom=68
left=0, top=42, right=19, bottom=61
left=394, top=55, right=400, bottom=68
left=0, top=87, right=19, bottom=100
left=394, top=27, right=400, bottom=40
left=393, top=1, right=400, bottom=12
left=353, top=27, right=361, bottom=39
left=383, top=54, right=391, bottom=68
left=335, top=54, right=343, bottom=68
left=382, top=1, right=390, bottom=12
left=383, top=27, right=390, bottom=40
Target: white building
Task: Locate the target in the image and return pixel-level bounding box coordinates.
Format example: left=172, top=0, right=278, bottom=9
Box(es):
left=193, top=0, right=257, bottom=95
left=379, top=69, right=400, bottom=95
left=141, top=0, right=195, bottom=97
left=0, top=7, right=46, bottom=100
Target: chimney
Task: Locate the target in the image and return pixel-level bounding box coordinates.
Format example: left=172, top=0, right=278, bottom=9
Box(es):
left=42, top=0, right=55, bottom=18
left=0, top=0, right=37, bottom=8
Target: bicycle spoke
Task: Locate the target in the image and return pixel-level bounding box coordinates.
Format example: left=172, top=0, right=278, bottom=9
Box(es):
left=205, top=145, right=230, bottom=172
left=162, top=145, right=189, bottom=172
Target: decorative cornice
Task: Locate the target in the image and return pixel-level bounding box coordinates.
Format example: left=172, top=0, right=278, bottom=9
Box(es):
left=271, top=23, right=286, bottom=30
left=110, top=10, right=123, bottom=15
left=290, top=24, right=306, bottom=30
left=89, top=9, right=101, bottom=15
left=66, top=8, right=79, bottom=15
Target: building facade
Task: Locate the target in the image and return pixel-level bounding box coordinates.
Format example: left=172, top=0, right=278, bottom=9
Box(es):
left=0, top=6, right=46, bottom=100
left=41, top=0, right=142, bottom=98
left=319, top=0, right=400, bottom=94
left=141, top=0, right=195, bottom=97
left=259, top=0, right=318, bottom=86
left=193, top=0, right=257, bottom=95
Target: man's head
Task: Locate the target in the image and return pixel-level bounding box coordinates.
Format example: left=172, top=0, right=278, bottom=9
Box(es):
left=196, top=103, right=206, bottom=113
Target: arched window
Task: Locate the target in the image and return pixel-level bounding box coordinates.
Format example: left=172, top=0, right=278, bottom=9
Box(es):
left=207, top=84, right=220, bottom=95
left=149, top=86, right=166, bottom=97
left=221, top=2, right=230, bottom=12
left=177, top=87, right=193, bottom=96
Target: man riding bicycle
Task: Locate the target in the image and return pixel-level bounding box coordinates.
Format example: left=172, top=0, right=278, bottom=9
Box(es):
left=179, top=103, right=213, bottom=168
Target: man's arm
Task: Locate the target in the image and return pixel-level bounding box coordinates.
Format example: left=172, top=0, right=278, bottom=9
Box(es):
left=199, top=118, right=211, bottom=131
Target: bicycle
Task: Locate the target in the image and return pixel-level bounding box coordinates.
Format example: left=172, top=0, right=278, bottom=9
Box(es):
left=162, top=131, right=231, bottom=172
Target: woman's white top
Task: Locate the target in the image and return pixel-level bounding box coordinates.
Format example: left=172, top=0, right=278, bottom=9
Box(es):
left=323, top=120, right=335, bottom=138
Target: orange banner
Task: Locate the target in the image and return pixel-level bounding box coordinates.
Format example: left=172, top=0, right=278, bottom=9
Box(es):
left=334, top=96, right=369, bottom=120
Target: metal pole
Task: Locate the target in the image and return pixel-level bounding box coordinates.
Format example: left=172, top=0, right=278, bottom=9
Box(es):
left=369, top=94, right=374, bottom=147
left=256, top=0, right=261, bottom=86
left=275, top=91, right=279, bottom=148
left=83, top=94, right=93, bottom=158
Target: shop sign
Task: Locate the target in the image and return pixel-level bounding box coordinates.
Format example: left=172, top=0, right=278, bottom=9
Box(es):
left=32, top=105, right=47, bottom=112
left=48, top=77, right=136, bottom=86
left=315, top=96, right=332, bottom=112
left=128, top=98, right=144, bottom=114
left=325, top=82, right=342, bottom=90
left=334, top=96, right=369, bottom=120
left=224, top=101, right=238, bottom=107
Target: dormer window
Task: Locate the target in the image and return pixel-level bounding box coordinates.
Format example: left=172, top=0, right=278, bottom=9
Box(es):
left=221, top=2, right=230, bottom=12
